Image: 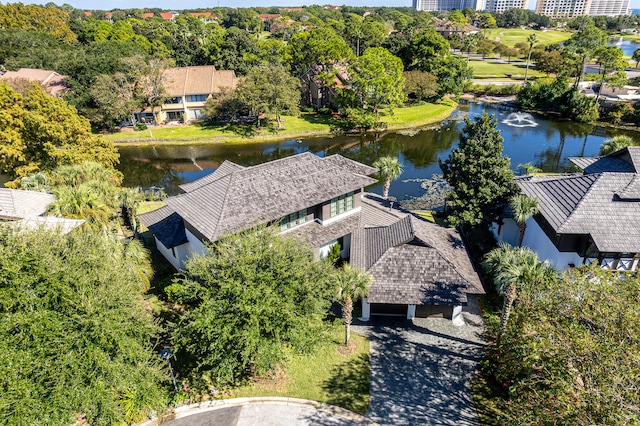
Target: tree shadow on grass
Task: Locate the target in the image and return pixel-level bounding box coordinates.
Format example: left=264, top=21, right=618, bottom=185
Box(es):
left=322, top=353, right=370, bottom=415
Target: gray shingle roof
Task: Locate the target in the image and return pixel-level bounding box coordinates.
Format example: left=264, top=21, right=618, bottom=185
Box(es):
left=138, top=206, right=188, bottom=248
left=165, top=152, right=377, bottom=241
left=0, top=189, right=54, bottom=219
left=367, top=244, right=469, bottom=305
left=517, top=173, right=640, bottom=253
left=287, top=213, right=360, bottom=248
left=351, top=194, right=483, bottom=305
left=322, top=154, right=378, bottom=177
left=569, top=146, right=640, bottom=174
left=179, top=160, right=245, bottom=193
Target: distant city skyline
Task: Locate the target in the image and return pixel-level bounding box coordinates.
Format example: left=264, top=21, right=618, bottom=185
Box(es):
left=5, top=0, right=640, bottom=12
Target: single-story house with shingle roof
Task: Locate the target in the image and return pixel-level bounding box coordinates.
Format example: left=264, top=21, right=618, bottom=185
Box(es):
left=140, top=152, right=484, bottom=324
left=493, top=146, right=640, bottom=271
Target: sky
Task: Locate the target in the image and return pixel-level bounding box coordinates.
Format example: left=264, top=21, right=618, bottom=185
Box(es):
left=7, top=0, right=640, bottom=12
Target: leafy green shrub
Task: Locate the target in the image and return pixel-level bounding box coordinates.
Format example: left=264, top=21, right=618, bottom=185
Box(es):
left=134, top=123, right=148, bottom=131
left=318, top=107, right=332, bottom=115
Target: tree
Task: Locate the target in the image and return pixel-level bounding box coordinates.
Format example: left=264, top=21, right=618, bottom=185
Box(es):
left=372, top=156, right=404, bottom=198
left=483, top=243, right=555, bottom=339
left=633, top=47, right=640, bottom=69
left=233, top=63, right=300, bottom=129
left=510, top=194, right=539, bottom=247
left=221, top=9, right=263, bottom=33
left=214, top=27, right=258, bottom=76
left=593, top=45, right=626, bottom=102
left=347, top=47, right=406, bottom=115
left=403, top=70, right=440, bottom=102
left=482, top=264, right=640, bottom=424
left=336, top=264, right=371, bottom=345
left=0, top=228, right=168, bottom=425
left=287, top=27, right=354, bottom=73
left=565, top=23, right=607, bottom=86
left=0, top=83, right=119, bottom=186
left=599, top=135, right=636, bottom=155
left=503, top=47, right=519, bottom=63
left=440, top=111, right=517, bottom=227
left=523, top=33, right=538, bottom=82
left=168, top=227, right=336, bottom=389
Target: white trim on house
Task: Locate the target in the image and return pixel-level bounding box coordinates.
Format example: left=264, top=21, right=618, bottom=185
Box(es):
left=317, top=206, right=361, bottom=226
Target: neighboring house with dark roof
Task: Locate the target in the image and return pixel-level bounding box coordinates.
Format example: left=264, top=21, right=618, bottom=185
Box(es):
left=133, top=65, right=237, bottom=125
left=0, top=189, right=84, bottom=233
left=140, top=153, right=483, bottom=323
left=493, top=146, right=640, bottom=272
left=1, top=68, right=68, bottom=97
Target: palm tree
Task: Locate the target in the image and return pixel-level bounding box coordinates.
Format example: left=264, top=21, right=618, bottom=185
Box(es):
left=372, top=156, right=403, bottom=198
left=599, top=135, right=635, bottom=156
left=524, top=33, right=538, bottom=83
left=336, top=264, right=371, bottom=345
left=510, top=194, right=539, bottom=247
left=483, top=244, right=555, bottom=341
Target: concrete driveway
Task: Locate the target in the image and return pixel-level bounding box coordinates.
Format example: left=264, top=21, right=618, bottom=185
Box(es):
left=352, top=295, right=485, bottom=426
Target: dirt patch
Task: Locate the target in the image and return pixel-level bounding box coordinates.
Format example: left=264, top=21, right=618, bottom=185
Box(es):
left=249, top=364, right=287, bottom=391
left=337, top=340, right=357, bottom=356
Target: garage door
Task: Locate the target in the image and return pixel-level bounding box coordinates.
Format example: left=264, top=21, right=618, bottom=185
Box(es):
left=370, top=303, right=408, bottom=316
left=416, top=305, right=453, bottom=319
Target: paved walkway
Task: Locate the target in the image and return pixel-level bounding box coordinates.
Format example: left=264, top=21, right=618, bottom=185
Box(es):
left=352, top=295, right=485, bottom=426
left=144, top=398, right=376, bottom=426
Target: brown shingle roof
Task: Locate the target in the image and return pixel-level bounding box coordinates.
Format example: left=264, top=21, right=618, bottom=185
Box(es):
left=163, top=66, right=236, bottom=98
left=1, top=68, right=68, bottom=96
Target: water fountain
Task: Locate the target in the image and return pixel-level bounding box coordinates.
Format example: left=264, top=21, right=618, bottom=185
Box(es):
left=502, top=112, right=538, bottom=128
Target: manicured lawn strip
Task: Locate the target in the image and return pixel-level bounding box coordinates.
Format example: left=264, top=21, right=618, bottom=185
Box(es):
left=468, top=59, right=544, bottom=78
left=137, top=200, right=166, bottom=215
left=383, top=99, right=455, bottom=129
left=484, top=28, right=571, bottom=47
left=103, top=102, right=456, bottom=144
left=229, top=323, right=370, bottom=415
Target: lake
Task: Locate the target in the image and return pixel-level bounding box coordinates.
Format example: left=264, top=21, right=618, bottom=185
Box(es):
left=117, top=102, right=637, bottom=201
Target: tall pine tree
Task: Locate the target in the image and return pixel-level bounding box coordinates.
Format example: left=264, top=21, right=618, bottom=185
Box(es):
left=440, top=111, right=516, bottom=227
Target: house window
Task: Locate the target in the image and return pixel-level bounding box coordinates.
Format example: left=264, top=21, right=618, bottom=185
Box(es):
left=330, top=192, right=355, bottom=217
left=280, top=208, right=307, bottom=231
left=186, top=94, right=207, bottom=102
left=165, top=97, right=183, bottom=104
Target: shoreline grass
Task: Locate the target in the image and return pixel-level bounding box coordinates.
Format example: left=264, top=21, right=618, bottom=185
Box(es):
left=227, top=323, right=370, bottom=415
left=102, top=101, right=456, bottom=146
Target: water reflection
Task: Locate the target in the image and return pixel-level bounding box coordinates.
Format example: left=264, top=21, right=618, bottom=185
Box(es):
left=116, top=103, right=637, bottom=200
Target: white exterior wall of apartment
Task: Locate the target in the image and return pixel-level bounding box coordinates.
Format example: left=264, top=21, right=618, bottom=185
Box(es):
left=483, top=0, right=528, bottom=12
left=414, top=0, right=482, bottom=11
left=536, top=0, right=591, bottom=17
left=185, top=228, right=207, bottom=258
left=588, top=0, right=630, bottom=15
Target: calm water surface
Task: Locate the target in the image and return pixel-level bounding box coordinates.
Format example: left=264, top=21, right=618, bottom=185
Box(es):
left=117, top=103, right=637, bottom=201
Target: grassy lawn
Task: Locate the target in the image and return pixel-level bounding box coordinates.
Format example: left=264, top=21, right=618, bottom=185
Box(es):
left=468, top=59, right=544, bottom=78
left=229, top=323, right=370, bottom=415
left=137, top=200, right=166, bottom=215
left=484, top=28, right=571, bottom=47
left=103, top=102, right=456, bottom=144
left=383, top=99, right=455, bottom=129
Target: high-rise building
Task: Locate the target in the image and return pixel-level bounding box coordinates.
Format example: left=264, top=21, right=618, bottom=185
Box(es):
left=482, top=0, right=529, bottom=12
left=536, top=0, right=630, bottom=16
left=587, top=0, right=630, bottom=16
left=413, top=0, right=482, bottom=11
left=535, top=0, right=591, bottom=16
left=413, top=0, right=528, bottom=12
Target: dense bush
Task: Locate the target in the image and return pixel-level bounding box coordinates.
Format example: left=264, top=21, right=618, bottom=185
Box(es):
left=483, top=265, right=640, bottom=424
left=516, top=79, right=599, bottom=122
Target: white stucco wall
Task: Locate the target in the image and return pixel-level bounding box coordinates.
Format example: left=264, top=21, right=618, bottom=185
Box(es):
left=155, top=237, right=191, bottom=270
left=185, top=228, right=207, bottom=258
left=495, top=218, right=584, bottom=271
left=520, top=219, right=584, bottom=271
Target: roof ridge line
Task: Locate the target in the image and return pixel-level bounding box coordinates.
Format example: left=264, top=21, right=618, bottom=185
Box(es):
left=209, top=173, right=235, bottom=240
left=557, top=173, right=602, bottom=232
